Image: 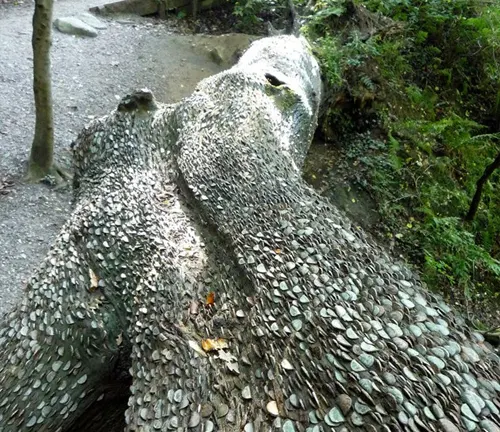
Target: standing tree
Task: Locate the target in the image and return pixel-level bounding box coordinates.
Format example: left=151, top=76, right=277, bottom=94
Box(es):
left=27, top=0, right=65, bottom=182
left=465, top=149, right=500, bottom=222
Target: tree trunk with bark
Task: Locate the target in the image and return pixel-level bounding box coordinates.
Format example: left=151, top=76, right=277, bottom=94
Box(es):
left=28, top=0, right=55, bottom=181
left=1, top=36, right=499, bottom=432
left=465, top=150, right=500, bottom=222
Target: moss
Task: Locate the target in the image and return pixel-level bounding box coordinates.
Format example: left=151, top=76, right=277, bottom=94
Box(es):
left=265, top=84, right=299, bottom=112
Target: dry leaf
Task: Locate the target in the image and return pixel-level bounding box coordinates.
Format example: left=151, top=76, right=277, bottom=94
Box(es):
left=275, top=248, right=282, bottom=254
left=188, top=340, right=207, bottom=357
left=206, top=291, right=215, bottom=306
left=201, top=338, right=228, bottom=352
left=89, top=268, right=99, bottom=292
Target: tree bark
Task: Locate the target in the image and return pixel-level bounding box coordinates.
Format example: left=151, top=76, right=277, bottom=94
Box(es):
left=28, top=0, right=54, bottom=181
left=1, top=36, right=500, bottom=432
left=465, top=150, right=500, bottom=222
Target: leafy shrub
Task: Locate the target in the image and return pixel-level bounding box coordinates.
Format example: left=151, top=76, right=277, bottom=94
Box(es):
left=422, top=217, right=500, bottom=299
left=301, top=0, right=500, bottom=305
left=231, top=0, right=287, bottom=32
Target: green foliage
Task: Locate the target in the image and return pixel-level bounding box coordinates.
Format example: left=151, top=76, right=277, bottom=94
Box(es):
left=307, top=0, right=346, bottom=30
left=302, top=0, right=500, bottom=303
left=232, top=0, right=264, bottom=27
left=422, top=217, right=500, bottom=298
left=231, top=0, right=285, bottom=31
left=312, top=35, right=343, bottom=85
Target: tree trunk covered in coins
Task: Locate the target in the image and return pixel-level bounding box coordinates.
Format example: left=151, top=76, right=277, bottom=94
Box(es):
left=28, top=0, right=55, bottom=181
left=1, top=36, right=500, bottom=432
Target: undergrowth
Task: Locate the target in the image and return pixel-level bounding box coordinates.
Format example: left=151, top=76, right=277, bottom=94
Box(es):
left=230, top=0, right=289, bottom=32
left=299, top=0, right=500, bottom=309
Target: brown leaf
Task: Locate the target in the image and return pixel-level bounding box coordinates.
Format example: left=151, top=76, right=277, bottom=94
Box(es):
left=201, top=338, right=228, bottom=352
left=206, top=291, right=215, bottom=306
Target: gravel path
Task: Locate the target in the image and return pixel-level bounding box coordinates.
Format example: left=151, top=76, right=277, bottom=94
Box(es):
left=0, top=0, right=225, bottom=316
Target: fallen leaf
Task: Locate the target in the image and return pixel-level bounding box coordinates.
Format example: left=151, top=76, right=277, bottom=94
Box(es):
left=0, top=177, right=14, bottom=195
left=89, top=268, right=99, bottom=292
left=274, top=248, right=282, bottom=254
left=206, top=291, right=215, bottom=305
left=201, top=338, right=228, bottom=352
left=188, top=340, right=207, bottom=357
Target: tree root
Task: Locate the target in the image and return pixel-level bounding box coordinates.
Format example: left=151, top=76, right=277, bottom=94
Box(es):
left=25, top=162, right=72, bottom=189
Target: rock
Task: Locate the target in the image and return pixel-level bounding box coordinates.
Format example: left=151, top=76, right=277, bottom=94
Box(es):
left=53, top=17, right=98, bottom=37
left=89, top=0, right=158, bottom=16
left=193, top=34, right=260, bottom=66
left=78, top=12, right=107, bottom=30
left=209, top=48, right=223, bottom=65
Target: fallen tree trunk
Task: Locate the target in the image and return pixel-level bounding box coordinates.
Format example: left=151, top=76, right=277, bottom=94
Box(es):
left=1, top=36, right=500, bottom=432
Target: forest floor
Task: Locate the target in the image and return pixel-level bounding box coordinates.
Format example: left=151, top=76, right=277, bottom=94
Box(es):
left=0, top=0, right=251, bottom=316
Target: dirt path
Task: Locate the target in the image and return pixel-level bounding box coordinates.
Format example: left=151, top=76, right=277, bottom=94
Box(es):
left=0, top=0, right=237, bottom=315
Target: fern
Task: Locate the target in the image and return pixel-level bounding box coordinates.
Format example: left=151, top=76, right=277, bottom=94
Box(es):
left=360, top=74, right=376, bottom=91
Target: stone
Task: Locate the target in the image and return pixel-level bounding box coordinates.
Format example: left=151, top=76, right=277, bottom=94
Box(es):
left=89, top=0, right=158, bottom=16
left=53, top=17, right=98, bottom=37
left=462, top=389, right=485, bottom=416
left=209, top=48, right=224, bottom=65
left=439, top=418, right=461, bottom=432
left=78, top=12, right=107, bottom=30
left=193, top=33, right=260, bottom=66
